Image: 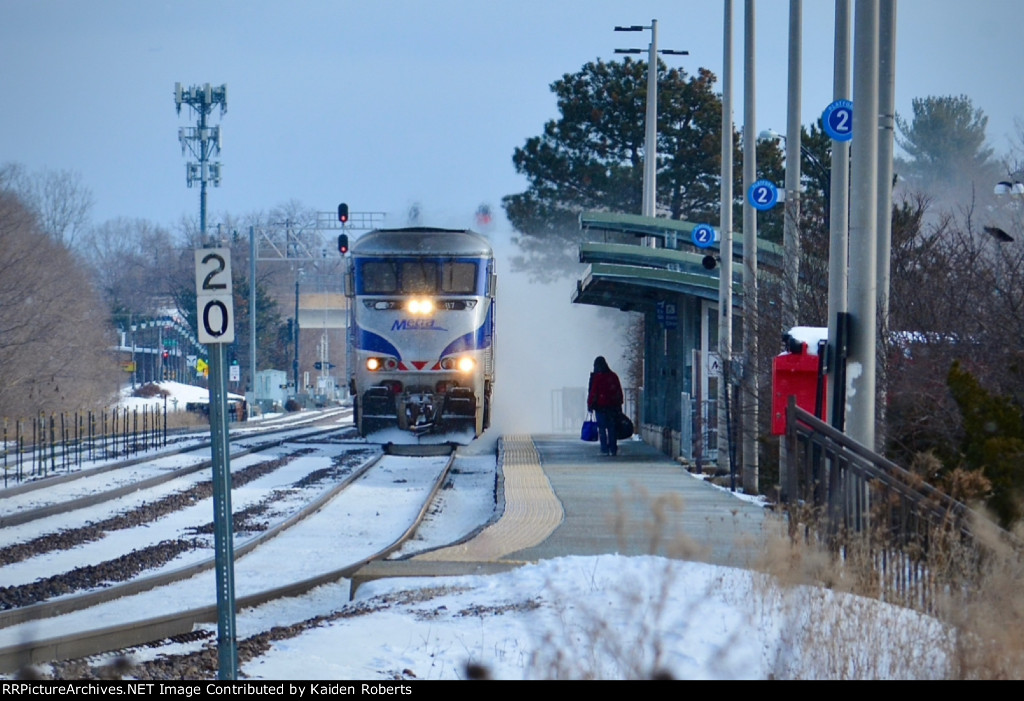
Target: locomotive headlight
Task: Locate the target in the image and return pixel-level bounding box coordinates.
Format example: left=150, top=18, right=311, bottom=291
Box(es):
left=366, top=358, right=382, bottom=371
left=407, top=298, right=434, bottom=315
left=457, top=356, right=475, bottom=373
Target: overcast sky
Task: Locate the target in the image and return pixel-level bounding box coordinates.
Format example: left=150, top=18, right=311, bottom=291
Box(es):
left=3, top=0, right=1023, bottom=235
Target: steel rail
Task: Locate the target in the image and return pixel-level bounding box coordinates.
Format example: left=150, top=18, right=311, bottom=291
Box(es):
left=0, top=407, right=350, bottom=487
left=0, top=448, right=455, bottom=674
left=0, top=444, right=381, bottom=630
left=0, top=417, right=350, bottom=527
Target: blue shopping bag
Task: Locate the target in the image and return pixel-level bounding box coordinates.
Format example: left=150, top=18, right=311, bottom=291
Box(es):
left=580, top=412, right=599, bottom=442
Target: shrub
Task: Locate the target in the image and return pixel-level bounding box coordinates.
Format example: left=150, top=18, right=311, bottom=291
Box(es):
left=132, top=383, right=170, bottom=399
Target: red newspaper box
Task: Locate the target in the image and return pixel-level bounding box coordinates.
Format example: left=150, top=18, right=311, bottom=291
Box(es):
left=771, top=344, right=825, bottom=435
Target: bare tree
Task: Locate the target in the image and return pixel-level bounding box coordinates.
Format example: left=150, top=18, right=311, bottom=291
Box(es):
left=79, top=218, right=179, bottom=321
left=0, top=162, right=94, bottom=248
left=0, top=191, right=120, bottom=416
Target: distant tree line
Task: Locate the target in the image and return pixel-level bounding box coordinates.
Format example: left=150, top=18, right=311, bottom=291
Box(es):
left=0, top=178, right=118, bottom=417
left=0, top=165, right=323, bottom=420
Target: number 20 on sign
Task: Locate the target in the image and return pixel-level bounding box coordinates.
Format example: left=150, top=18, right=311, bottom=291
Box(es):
left=195, top=248, right=235, bottom=344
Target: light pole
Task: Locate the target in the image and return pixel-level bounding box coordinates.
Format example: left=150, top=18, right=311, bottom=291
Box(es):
left=741, top=0, right=758, bottom=495
left=989, top=180, right=1024, bottom=289
left=614, top=20, right=688, bottom=222
left=719, top=0, right=735, bottom=488
left=994, top=180, right=1024, bottom=201
left=758, top=128, right=802, bottom=333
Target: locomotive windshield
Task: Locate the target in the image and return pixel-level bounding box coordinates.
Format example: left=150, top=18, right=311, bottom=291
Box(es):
left=361, top=262, right=399, bottom=293
left=440, top=262, right=477, bottom=294
left=357, top=259, right=482, bottom=295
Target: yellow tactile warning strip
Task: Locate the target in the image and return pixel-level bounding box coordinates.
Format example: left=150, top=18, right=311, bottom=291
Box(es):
left=413, top=434, right=564, bottom=562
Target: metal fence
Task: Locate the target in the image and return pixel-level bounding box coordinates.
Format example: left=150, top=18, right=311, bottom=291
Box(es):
left=2, top=405, right=168, bottom=487
left=782, top=397, right=1019, bottom=612
left=680, top=395, right=719, bottom=466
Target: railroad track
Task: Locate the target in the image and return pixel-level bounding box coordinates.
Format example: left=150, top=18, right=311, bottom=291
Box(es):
left=1, top=407, right=353, bottom=526
left=0, top=445, right=458, bottom=675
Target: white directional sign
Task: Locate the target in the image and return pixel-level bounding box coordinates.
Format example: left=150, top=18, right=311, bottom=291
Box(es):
left=195, top=248, right=236, bottom=344
left=706, top=351, right=723, bottom=378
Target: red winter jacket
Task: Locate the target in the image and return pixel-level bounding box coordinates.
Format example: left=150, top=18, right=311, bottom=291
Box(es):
left=588, top=371, right=623, bottom=411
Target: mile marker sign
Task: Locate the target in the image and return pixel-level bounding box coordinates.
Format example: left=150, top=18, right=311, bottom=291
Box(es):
left=195, top=248, right=236, bottom=344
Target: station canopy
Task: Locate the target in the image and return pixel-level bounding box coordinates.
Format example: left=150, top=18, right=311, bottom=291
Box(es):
left=572, top=212, right=779, bottom=312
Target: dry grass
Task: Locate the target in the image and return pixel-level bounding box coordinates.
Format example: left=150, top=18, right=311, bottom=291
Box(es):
left=164, top=411, right=209, bottom=430
left=762, top=507, right=1024, bottom=679
left=523, top=485, right=1024, bottom=680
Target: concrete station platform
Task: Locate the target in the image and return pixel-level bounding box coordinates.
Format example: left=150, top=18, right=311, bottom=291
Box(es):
left=351, top=434, right=783, bottom=595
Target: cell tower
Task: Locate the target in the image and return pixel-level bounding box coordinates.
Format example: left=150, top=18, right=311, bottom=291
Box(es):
left=174, top=82, right=227, bottom=240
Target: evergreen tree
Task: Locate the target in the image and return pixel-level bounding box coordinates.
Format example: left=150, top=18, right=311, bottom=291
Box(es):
left=503, top=58, right=773, bottom=280
left=895, top=94, right=1001, bottom=202
left=947, top=361, right=1024, bottom=529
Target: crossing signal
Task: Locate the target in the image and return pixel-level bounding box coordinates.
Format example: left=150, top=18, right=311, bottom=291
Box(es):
left=337, top=234, right=349, bottom=255
left=338, top=202, right=349, bottom=224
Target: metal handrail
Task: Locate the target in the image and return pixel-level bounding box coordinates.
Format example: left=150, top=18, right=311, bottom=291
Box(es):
left=782, top=397, right=1020, bottom=611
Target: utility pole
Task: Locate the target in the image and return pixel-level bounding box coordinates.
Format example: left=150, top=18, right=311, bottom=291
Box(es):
left=784, top=0, right=802, bottom=333
left=828, top=0, right=852, bottom=431
left=846, top=0, right=880, bottom=451
left=875, top=0, right=897, bottom=443
left=718, top=0, right=735, bottom=488
left=249, top=225, right=257, bottom=408
left=742, top=0, right=758, bottom=495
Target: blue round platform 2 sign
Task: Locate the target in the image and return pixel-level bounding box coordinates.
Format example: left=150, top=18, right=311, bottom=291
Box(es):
left=748, top=180, right=779, bottom=211
left=691, top=224, right=715, bottom=249
left=822, top=99, right=853, bottom=142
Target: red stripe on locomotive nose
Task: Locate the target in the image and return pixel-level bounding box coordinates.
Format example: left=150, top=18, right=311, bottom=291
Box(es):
left=411, top=361, right=427, bottom=370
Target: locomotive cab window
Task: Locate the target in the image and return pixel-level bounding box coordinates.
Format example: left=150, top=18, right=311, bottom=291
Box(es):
left=361, top=262, right=399, bottom=294
left=440, top=262, right=477, bottom=294
left=400, top=261, right=438, bottom=294
left=356, top=258, right=484, bottom=295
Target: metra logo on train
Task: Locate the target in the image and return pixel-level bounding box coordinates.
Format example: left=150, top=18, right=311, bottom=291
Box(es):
left=391, top=319, right=448, bottom=331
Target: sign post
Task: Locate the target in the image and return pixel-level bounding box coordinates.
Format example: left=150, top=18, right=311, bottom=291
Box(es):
left=194, top=248, right=238, bottom=680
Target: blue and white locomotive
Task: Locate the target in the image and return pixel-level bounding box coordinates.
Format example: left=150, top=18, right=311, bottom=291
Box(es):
left=344, top=227, right=495, bottom=441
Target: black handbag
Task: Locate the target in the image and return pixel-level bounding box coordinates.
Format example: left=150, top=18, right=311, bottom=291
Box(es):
left=581, top=412, right=598, bottom=442
left=615, top=411, right=634, bottom=440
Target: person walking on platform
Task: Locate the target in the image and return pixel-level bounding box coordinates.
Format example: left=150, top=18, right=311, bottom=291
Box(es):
left=587, top=356, right=623, bottom=457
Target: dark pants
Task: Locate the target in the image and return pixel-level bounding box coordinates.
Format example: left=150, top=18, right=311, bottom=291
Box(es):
left=596, top=409, right=618, bottom=455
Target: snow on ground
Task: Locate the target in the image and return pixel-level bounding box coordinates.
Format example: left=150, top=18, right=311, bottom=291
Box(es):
left=236, top=554, right=950, bottom=681
left=5, top=387, right=955, bottom=680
